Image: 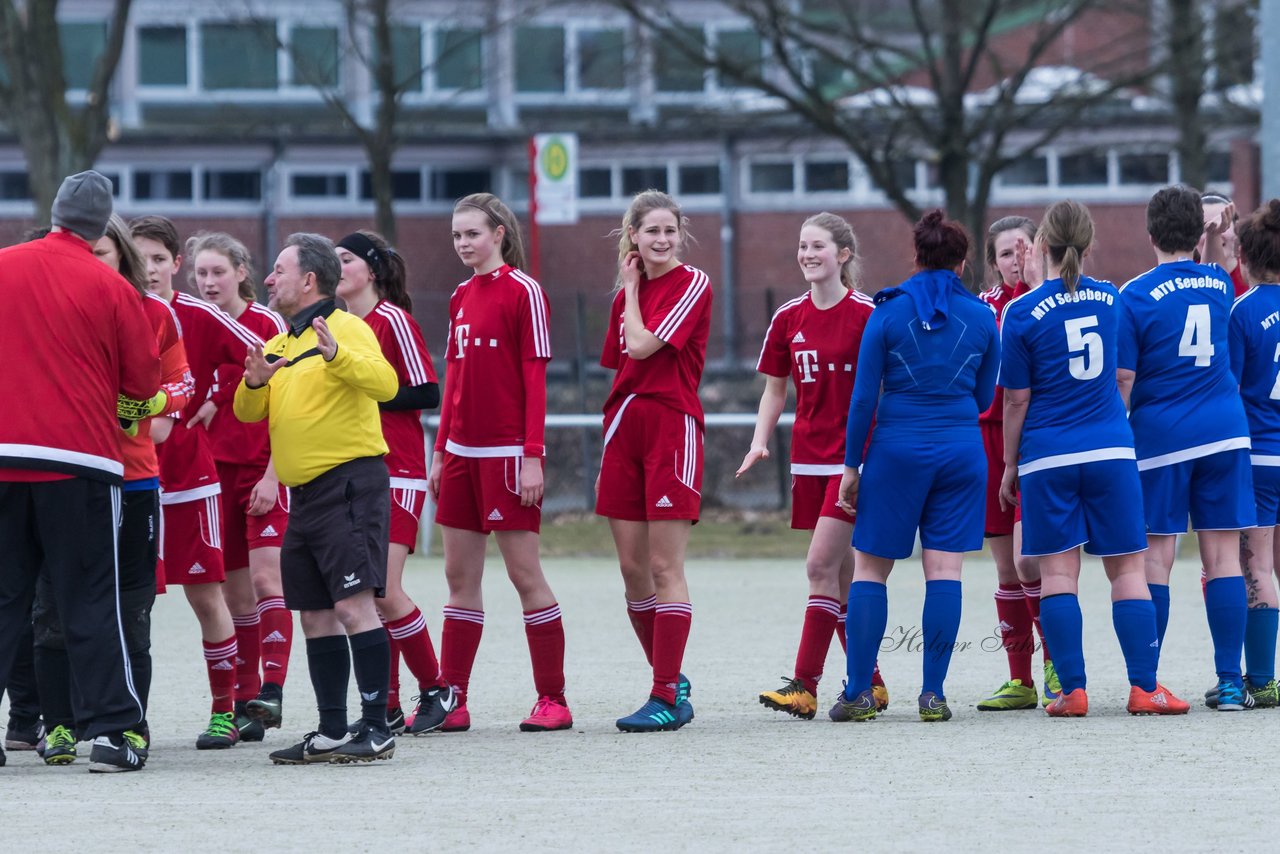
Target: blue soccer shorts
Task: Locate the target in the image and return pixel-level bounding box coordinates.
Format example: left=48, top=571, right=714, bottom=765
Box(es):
left=1251, top=461, right=1280, bottom=528
left=1139, top=448, right=1256, bottom=534
left=1019, top=458, right=1147, bottom=557
left=853, top=440, right=986, bottom=560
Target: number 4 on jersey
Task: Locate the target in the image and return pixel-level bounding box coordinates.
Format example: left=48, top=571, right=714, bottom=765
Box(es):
left=1178, top=304, right=1214, bottom=367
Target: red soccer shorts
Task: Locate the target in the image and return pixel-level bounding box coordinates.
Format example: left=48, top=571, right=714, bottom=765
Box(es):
left=596, top=396, right=702, bottom=522
left=434, top=453, right=541, bottom=534
left=216, top=462, right=289, bottom=571
left=159, top=493, right=226, bottom=586
left=982, top=420, right=1015, bottom=537
left=790, top=473, right=854, bottom=530
left=389, top=483, right=427, bottom=550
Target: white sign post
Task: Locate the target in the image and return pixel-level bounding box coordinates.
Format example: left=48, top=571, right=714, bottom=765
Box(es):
left=531, top=133, right=579, bottom=225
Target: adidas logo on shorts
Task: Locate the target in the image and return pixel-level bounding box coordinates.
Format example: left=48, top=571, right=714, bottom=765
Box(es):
left=656, top=496, right=673, bottom=508
left=488, top=508, right=504, bottom=521
left=261, top=525, right=278, bottom=537
left=792, top=331, right=806, bottom=343
left=188, top=563, right=206, bottom=575
left=343, top=573, right=360, bottom=589
left=263, top=631, right=287, bottom=644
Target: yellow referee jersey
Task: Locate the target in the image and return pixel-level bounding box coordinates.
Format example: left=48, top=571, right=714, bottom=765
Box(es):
left=234, top=306, right=398, bottom=486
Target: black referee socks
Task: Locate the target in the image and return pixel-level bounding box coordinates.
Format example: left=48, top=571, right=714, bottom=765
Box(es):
left=349, top=628, right=391, bottom=732
left=306, top=635, right=350, bottom=739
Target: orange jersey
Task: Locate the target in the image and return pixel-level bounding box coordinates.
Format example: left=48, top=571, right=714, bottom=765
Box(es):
left=120, top=293, right=194, bottom=482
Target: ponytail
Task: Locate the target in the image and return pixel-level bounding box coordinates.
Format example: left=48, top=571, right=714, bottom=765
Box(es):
left=1035, top=200, right=1094, bottom=294
left=454, top=193, right=527, bottom=271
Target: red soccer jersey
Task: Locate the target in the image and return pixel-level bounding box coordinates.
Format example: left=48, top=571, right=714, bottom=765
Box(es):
left=365, top=299, right=438, bottom=482
left=207, top=301, right=286, bottom=468
left=601, top=264, right=713, bottom=429
left=979, top=281, right=1019, bottom=423
left=120, top=294, right=194, bottom=482
left=157, top=291, right=261, bottom=499
left=757, top=288, right=874, bottom=472
left=436, top=265, right=551, bottom=457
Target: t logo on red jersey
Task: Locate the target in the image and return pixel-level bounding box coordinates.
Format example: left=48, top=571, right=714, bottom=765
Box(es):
left=454, top=323, right=472, bottom=358
left=794, top=349, right=820, bottom=383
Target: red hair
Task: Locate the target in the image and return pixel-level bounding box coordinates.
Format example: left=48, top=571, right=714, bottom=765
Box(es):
left=913, top=209, right=969, bottom=271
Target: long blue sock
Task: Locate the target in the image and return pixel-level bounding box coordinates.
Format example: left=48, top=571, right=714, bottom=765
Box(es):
left=1148, top=583, right=1171, bottom=663
left=1039, top=594, right=1085, bottom=693
left=1205, top=576, right=1246, bottom=686
left=921, top=580, right=962, bottom=698
left=845, top=581, right=887, bottom=700
left=1244, top=606, right=1278, bottom=685
left=1111, top=599, right=1158, bottom=692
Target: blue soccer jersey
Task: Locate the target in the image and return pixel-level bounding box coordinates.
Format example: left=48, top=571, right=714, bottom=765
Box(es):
left=1118, top=260, right=1250, bottom=466
left=1229, top=285, right=1280, bottom=458
left=999, top=275, right=1134, bottom=473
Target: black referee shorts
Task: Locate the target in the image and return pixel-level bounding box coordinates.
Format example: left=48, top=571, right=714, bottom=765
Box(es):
left=282, top=456, right=390, bottom=611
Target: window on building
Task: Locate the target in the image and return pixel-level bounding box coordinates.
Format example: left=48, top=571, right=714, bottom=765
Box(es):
left=622, top=166, right=668, bottom=195
left=61, top=22, right=106, bottom=90
left=1000, top=155, right=1049, bottom=186
left=1058, top=151, right=1109, bottom=185
left=655, top=26, right=706, bottom=92
left=578, top=29, right=625, bottom=90
left=138, top=26, right=188, bottom=87
left=388, top=25, right=423, bottom=91
left=507, top=169, right=530, bottom=201
left=886, top=158, right=918, bottom=192
left=436, top=29, right=483, bottom=90
left=516, top=26, right=565, bottom=93
left=430, top=168, right=490, bottom=201
left=678, top=164, right=720, bottom=195
left=0, top=171, right=30, bottom=201
left=101, top=172, right=121, bottom=197
left=291, top=26, right=339, bottom=88
left=204, top=169, right=262, bottom=201
left=750, top=162, right=794, bottom=193
left=291, top=172, right=348, bottom=198
left=359, top=169, right=423, bottom=201
left=714, top=30, right=762, bottom=88
left=579, top=167, right=613, bottom=198
left=1118, top=152, right=1169, bottom=185
left=804, top=160, right=849, bottom=192
left=1207, top=150, right=1232, bottom=184
left=135, top=169, right=194, bottom=201
left=201, top=22, right=279, bottom=90
left=810, top=54, right=849, bottom=92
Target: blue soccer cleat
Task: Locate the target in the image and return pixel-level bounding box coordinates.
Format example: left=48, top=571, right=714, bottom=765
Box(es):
left=675, top=673, right=694, bottom=726
left=617, top=696, right=685, bottom=733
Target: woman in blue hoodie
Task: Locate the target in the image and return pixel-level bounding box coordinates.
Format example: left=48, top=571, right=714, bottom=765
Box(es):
left=831, top=209, right=1000, bottom=723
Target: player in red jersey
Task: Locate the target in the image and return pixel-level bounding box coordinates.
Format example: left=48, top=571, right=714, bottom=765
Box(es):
left=739, top=212, right=886, bottom=719
left=31, top=214, right=195, bottom=765
left=428, top=193, right=571, bottom=732
left=974, top=216, right=1057, bottom=711
left=1202, top=193, right=1248, bottom=297
left=597, top=190, right=712, bottom=732
left=336, top=229, right=452, bottom=735
left=131, top=216, right=261, bottom=750
left=188, top=232, right=295, bottom=742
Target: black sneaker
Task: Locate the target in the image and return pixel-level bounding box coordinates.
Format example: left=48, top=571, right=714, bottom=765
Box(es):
left=88, top=734, right=145, bottom=773
left=269, top=731, right=349, bottom=765
left=407, top=685, right=457, bottom=735
left=235, top=705, right=266, bottom=743
left=123, top=729, right=149, bottom=761
left=246, top=693, right=283, bottom=730
left=330, top=723, right=395, bottom=764
left=351, top=707, right=405, bottom=736
left=5, top=718, right=43, bottom=751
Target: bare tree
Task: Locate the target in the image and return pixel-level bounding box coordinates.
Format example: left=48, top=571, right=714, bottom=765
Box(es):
left=610, top=0, right=1153, bottom=263
left=0, top=0, right=133, bottom=222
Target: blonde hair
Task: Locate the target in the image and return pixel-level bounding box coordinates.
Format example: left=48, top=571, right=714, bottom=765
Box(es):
left=802, top=211, right=860, bottom=290
left=453, top=193, right=527, bottom=271
left=186, top=231, right=257, bottom=302
left=101, top=213, right=148, bottom=295
left=613, top=190, right=690, bottom=289
left=1036, top=200, right=1094, bottom=294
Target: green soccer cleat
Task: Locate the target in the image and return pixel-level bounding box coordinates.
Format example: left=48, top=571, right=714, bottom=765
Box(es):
left=1041, top=660, right=1062, bottom=708
left=918, top=691, right=953, bottom=722
left=196, top=711, right=241, bottom=750
left=977, top=679, right=1038, bottom=711
left=1247, top=678, right=1279, bottom=708
left=42, top=724, right=77, bottom=766
left=828, top=686, right=878, bottom=722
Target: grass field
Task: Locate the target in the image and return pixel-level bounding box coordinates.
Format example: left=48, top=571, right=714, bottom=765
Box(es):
left=1, top=545, right=1260, bottom=852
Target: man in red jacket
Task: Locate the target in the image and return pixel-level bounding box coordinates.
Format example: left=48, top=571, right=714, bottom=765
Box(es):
left=0, top=170, right=160, bottom=773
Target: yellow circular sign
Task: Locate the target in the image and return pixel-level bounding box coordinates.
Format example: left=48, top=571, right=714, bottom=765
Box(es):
left=540, top=138, right=569, bottom=181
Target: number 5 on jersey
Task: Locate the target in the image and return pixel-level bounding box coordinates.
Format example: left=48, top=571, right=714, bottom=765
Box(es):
left=1066, top=315, right=1102, bottom=380
left=1178, top=304, right=1213, bottom=366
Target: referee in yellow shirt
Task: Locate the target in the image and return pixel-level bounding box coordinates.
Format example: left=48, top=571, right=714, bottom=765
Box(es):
left=234, top=233, right=399, bottom=764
